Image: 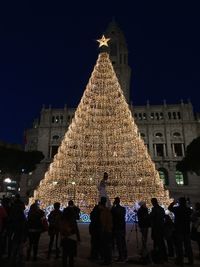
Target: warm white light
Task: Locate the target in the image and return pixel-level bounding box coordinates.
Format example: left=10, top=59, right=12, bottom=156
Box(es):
left=4, top=178, right=12, bottom=183
left=97, top=35, right=110, bottom=47
left=31, top=51, right=171, bottom=213
left=52, top=181, right=58, bottom=185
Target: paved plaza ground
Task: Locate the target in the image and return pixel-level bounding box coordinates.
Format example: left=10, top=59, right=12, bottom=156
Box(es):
left=2, top=223, right=200, bottom=267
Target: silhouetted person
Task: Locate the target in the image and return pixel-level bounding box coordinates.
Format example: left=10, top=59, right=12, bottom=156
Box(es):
left=60, top=206, right=80, bottom=267
left=1, top=197, right=12, bottom=257
left=63, top=200, right=80, bottom=221
left=89, top=202, right=102, bottom=261
left=111, top=197, right=127, bottom=262
left=150, top=198, right=167, bottom=263
left=6, top=194, right=25, bottom=259
left=26, top=202, right=45, bottom=261
left=191, top=202, right=200, bottom=258
left=8, top=195, right=27, bottom=267
left=99, top=196, right=113, bottom=265
left=168, top=197, right=193, bottom=266
left=164, top=214, right=175, bottom=257
left=0, top=201, right=7, bottom=258
left=137, top=201, right=150, bottom=254
left=47, top=202, right=62, bottom=259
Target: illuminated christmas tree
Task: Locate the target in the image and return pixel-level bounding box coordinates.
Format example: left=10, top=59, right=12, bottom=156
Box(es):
left=32, top=35, right=171, bottom=212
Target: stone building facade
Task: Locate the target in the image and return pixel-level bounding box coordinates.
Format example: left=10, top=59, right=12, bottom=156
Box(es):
left=23, top=21, right=200, bottom=203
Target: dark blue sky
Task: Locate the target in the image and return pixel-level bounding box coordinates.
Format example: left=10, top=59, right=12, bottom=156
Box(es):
left=0, top=2, right=200, bottom=145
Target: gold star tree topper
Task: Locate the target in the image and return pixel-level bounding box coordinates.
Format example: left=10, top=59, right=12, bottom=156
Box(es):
left=97, top=35, right=110, bottom=47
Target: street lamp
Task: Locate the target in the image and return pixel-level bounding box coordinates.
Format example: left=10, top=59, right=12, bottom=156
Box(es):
left=4, top=178, right=12, bottom=184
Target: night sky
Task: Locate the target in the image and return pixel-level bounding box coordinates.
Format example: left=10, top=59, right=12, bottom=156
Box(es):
left=0, top=2, right=200, bottom=145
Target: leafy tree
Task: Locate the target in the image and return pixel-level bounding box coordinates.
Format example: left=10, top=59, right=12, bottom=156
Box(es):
left=0, top=145, right=44, bottom=175
left=176, top=136, right=200, bottom=176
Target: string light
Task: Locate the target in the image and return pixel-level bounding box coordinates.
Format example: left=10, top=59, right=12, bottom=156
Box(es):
left=31, top=50, right=171, bottom=213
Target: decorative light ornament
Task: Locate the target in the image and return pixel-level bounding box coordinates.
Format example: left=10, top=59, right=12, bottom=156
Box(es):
left=97, top=35, right=110, bottom=47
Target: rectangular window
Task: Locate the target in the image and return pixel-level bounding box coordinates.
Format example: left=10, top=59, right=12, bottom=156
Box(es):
left=174, top=143, right=183, bottom=157
left=155, top=144, right=164, bottom=157
left=151, top=113, right=154, bottom=120
left=175, top=171, right=185, bottom=185
left=51, top=146, right=59, bottom=158
left=143, top=113, right=147, bottom=120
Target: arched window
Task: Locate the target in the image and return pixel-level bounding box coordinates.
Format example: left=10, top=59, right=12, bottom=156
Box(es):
left=173, top=132, right=181, bottom=137
left=155, top=132, right=163, bottom=138
left=175, top=171, right=187, bottom=185
left=158, top=168, right=169, bottom=185
left=52, top=135, right=59, bottom=140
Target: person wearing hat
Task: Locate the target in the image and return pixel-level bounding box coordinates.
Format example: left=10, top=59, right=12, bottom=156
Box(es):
left=111, top=197, right=127, bottom=262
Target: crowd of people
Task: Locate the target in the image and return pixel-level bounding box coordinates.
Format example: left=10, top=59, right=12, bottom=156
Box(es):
left=0, top=196, right=80, bottom=267
left=0, top=193, right=200, bottom=267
